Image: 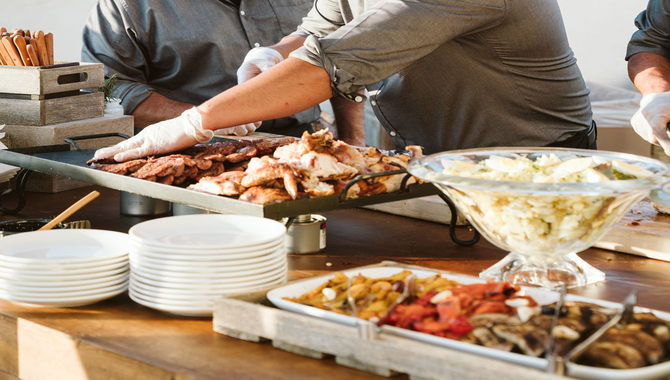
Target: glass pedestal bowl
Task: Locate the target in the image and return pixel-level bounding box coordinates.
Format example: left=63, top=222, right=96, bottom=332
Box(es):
left=408, top=147, right=669, bottom=289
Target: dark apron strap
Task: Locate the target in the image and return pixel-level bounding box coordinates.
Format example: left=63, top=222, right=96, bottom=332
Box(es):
left=546, top=121, right=597, bottom=150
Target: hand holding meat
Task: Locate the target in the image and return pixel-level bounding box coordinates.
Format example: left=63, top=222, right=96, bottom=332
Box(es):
left=631, top=91, right=670, bottom=155
left=236, top=47, right=284, bottom=83
left=94, top=107, right=214, bottom=162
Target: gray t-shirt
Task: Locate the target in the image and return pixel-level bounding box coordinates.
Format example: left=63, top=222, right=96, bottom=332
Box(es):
left=626, top=0, right=670, bottom=62
left=289, top=0, right=593, bottom=153
left=81, top=0, right=319, bottom=134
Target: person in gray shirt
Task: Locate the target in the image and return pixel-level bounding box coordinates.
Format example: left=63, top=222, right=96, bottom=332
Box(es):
left=627, top=0, right=670, bottom=156
left=95, top=0, right=595, bottom=162
left=81, top=0, right=322, bottom=136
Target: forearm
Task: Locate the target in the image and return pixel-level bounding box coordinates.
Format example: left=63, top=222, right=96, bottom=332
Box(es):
left=132, top=92, right=194, bottom=129
left=329, top=95, right=365, bottom=146
left=628, top=52, right=670, bottom=96
left=198, top=57, right=332, bottom=130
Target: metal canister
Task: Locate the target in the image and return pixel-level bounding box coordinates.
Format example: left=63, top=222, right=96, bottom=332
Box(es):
left=119, top=191, right=172, bottom=216
left=286, top=214, right=326, bottom=255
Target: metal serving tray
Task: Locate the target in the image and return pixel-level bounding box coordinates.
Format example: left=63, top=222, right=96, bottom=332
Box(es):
left=0, top=144, right=440, bottom=220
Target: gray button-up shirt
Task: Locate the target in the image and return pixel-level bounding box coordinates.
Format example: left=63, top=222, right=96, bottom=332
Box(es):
left=626, top=0, right=670, bottom=62
left=289, top=0, right=592, bottom=153
left=81, top=0, right=319, bottom=134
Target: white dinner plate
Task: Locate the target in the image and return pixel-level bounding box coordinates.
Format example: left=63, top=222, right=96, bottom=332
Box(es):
left=130, top=245, right=285, bottom=264
left=0, top=229, right=129, bottom=264
left=129, top=287, right=215, bottom=307
left=129, top=255, right=286, bottom=279
left=130, top=235, right=285, bottom=255
left=1, top=280, right=128, bottom=298
left=0, top=274, right=129, bottom=293
left=129, top=291, right=214, bottom=317
left=130, top=262, right=287, bottom=285
left=129, top=214, right=286, bottom=249
left=0, top=271, right=129, bottom=289
left=129, top=249, right=285, bottom=272
left=131, top=271, right=287, bottom=292
left=0, top=260, right=128, bottom=276
left=0, top=285, right=128, bottom=307
left=267, top=266, right=670, bottom=380
left=0, top=264, right=129, bottom=282
left=0, top=255, right=127, bottom=270
left=129, top=274, right=287, bottom=298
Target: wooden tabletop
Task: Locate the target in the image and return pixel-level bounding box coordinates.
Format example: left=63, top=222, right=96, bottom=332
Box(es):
left=1, top=185, right=670, bottom=380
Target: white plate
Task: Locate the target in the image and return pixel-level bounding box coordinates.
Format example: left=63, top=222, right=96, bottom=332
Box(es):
left=0, top=280, right=128, bottom=298
left=267, top=266, right=670, bottom=380
left=0, top=274, right=129, bottom=293
left=0, top=255, right=127, bottom=270
left=129, top=249, right=285, bottom=272
left=131, top=245, right=285, bottom=264
left=129, top=215, right=286, bottom=249
left=0, top=264, right=129, bottom=282
left=129, top=255, right=286, bottom=279
left=129, top=291, right=214, bottom=317
left=0, top=260, right=128, bottom=276
left=130, top=262, right=287, bottom=285
left=129, top=288, right=215, bottom=307
left=130, top=235, right=285, bottom=255
left=0, top=230, right=129, bottom=264
left=0, top=285, right=128, bottom=307
left=131, top=271, right=287, bottom=292
left=129, top=275, right=287, bottom=298
left=0, top=271, right=129, bottom=288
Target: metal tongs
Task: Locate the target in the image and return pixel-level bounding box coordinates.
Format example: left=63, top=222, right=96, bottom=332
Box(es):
left=546, top=287, right=637, bottom=376
left=347, top=274, right=416, bottom=340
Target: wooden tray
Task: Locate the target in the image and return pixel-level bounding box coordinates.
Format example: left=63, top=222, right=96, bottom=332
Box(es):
left=213, top=261, right=568, bottom=380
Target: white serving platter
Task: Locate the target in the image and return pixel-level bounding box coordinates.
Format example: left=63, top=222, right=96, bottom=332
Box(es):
left=266, top=266, right=670, bottom=380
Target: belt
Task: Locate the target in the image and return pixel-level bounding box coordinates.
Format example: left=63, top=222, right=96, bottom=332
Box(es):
left=546, top=121, right=597, bottom=150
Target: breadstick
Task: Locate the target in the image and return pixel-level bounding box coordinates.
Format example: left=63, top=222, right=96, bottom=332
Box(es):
left=0, top=38, right=13, bottom=65
left=45, top=32, right=54, bottom=65
left=13, top=35, right=34, bottom=66
left=26, top=44, right=39, bottom=67
left=2, top=36, right=22, bottom=66
left=34, top=30, right=49, bottom=66
left=0, top=27, right=6, bottom=34
left=25, top=30, right=31, bottom=38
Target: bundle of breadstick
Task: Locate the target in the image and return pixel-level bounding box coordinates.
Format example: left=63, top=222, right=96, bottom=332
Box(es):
left=0, top=28, right=54, bottom=67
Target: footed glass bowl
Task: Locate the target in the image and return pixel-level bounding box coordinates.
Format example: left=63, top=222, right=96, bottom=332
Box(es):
left=408, top=147, right=669, bottom=289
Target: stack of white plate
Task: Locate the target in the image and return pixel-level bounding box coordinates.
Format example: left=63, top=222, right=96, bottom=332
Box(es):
left=128, top=214, right=288, bottom=317
left=0, top=229, right=130, bottom=307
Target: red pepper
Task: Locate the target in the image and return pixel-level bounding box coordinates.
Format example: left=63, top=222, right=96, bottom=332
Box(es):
left=471, top=301, right=511, bottom=315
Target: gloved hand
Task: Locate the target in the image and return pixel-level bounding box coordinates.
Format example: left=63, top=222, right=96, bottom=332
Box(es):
left=236, top=47, right=284, bottom=83
left=93, top=107, right=214, bottom=162
left=631, top=91, right=670, bottom=155
left=214, top=121, right=262, bottom=137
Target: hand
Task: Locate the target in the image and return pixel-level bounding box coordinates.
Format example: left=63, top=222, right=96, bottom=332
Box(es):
left=236, top=47, right=284, bottom=84
left=214, top=122, right=262, bottom=137
left=631, top=91, right=670, bottom=155
left=93, top=107, right=213, bottom=162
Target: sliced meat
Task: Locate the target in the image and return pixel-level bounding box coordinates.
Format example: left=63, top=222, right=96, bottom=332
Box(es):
left=188, top=171, right=247, bottom=196
left=239, top=186, right=294, bottom=205
left=469, top=313, right=521, bottom=329
left=599, top=328, right=664, bottom=364
left=491, top=323, right=549, bottom=357
left=579, top=341, right=646, bottom=369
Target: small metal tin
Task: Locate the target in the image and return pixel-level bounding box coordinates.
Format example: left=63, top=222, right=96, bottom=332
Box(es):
left=286, top=214, right=326, bottom=255
left=119, top=191, right=172, bottom=216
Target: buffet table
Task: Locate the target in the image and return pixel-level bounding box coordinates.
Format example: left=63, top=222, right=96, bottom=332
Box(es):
left=1, top=185, right=670, bottom=380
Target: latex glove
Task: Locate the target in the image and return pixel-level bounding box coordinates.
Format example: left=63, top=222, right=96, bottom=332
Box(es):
left=214, top=121, right=262, bottom=137
left=236, top=47, right=284, bottom=83
left=631, top=91, right=670, bottom=155
left=93, top=107, right=213, bottom=162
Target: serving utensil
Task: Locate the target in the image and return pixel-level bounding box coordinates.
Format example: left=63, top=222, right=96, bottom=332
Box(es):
left=38, top=190, right=99, bottom=231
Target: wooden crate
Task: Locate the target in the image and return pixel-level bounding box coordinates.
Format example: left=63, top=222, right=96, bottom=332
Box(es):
left=0, top=63, right=105, bottom=126
left=213, top=262, right=569, bottom=380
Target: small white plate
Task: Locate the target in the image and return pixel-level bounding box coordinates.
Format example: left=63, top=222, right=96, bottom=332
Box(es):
left=129, top=275, right=287, bottom=298
left=130, top=235, right=285, bottom=255
left=129, top=215, right=286, bottom=249
left=0, top=285, right=128, bottom=307
left=129, top=249, right=285, bottom=272
left=0, top=271, right=129, bottom=288
left=131, top=271, right=287, bottom=291
left=130, top=245, right=285, bottom=265
left=0, top=260, right=128, bottom=276
left=130, top=255, right=286, bottom=279
left=0, top=255, right=127, bottom=270
left=0, top=280, right=128, bottom=298
left=129, top=291, right=214, bottom=317
left=130, top=262, right=287, bottom=285
left=129, top=287, right=215, bottom=307
left=0, top=265, right=129, bottom=282
left=0, top=230, right=129, bottom=264
left=0, top=274, right=129, bottom=293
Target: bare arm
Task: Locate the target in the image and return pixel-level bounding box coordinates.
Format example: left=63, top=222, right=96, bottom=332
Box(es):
left=132, top=92, right=193, bottom=129
left=329, top=95, right=365, bottom=146
left=628, top=52, right=670, bottom=96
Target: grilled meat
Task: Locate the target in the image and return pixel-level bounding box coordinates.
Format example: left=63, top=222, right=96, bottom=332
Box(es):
left=88, top=159, right=146, bottom=175
left=580, top=341, right=646, bottom=369
left=238, top=186, right=294, bottom=205
left=491, top=323, right=550, bottom=357
left=188, top=171, right=247, bottom=196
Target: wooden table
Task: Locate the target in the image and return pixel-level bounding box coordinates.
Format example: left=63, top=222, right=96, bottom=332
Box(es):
left=1, top=185, right=670, bottom=380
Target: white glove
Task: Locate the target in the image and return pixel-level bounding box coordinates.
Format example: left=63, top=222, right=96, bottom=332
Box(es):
left=236, top=47, right=284, bottom=84
left=214, top=121, right=262, bottom=137
left=93, top=107, right=213, bottom=162
left=631, top=91, right=670, bottom=155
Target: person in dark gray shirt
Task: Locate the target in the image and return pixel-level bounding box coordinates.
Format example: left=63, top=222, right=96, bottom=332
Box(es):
left=81, top=0, right=320, bottom=136
left=95, top=0, right=595, bottom=162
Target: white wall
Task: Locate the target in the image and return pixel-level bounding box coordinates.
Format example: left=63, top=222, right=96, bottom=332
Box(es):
left=0, top=0, right=653, bottom=88
left=0, top=0, right=98, bottom=63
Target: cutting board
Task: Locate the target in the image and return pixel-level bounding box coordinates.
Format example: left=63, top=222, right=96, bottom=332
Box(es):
left=594, top=199, right=670, bottom=261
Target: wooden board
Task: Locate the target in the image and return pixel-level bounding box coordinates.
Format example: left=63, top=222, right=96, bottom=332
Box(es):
left=213, top=262, right=568, bottom=380
left=0, top=63, right=104, bottom=95
left=0, top=92, right=104, bottom=126
left=594, top=199, right=670, bottom=262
